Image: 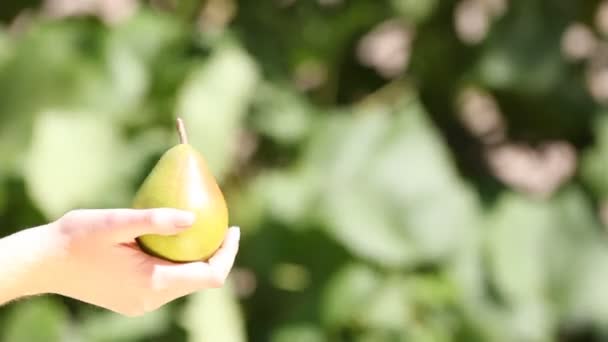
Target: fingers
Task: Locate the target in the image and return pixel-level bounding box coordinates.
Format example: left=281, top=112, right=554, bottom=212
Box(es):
left=61, top=208, right=195, bottom=242
left=151, top=227, right=241, bottom=290
left=207, top=226, right=241, bottom=281
left=112, top=209, right=196, bottom=242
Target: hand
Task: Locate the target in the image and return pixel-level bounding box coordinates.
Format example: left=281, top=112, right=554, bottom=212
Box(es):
left=41, top=208, right=240, bottom=317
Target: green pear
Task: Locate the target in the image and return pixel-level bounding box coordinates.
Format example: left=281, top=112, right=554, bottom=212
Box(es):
left=133, top=118, right=228, bottom=262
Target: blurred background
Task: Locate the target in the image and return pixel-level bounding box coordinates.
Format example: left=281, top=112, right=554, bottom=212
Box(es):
left=3, top=0, right=608, bottom=341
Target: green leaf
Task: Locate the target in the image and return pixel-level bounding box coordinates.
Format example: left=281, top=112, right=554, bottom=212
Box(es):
left=0, top=19, right=150, bottom=176
left=181, top=281, right=247, bottom=342
left=1, top=297, right=69, bottom=342
left=474, top=187, right=603, bottom=341
left=0, top=21, right=112, bottom=117
left=225, top=181, right=266, bottom=235
left=503, top=303, right=553, bottom=342
left=108, top=10, right=186, bottom=65
left=24, top=110, right=126, bottom=219
left=176, top=41, right=259, bottom=180
left=0, top=30, right=12, bottom=67
left=321, top=263, right=382, bottom=328
left=250, top=83, right=315, bottom=145
left=485, top=193, right=558, bottom=341
left=391, top=0, right=438, bottom=23
left=250, top=168, right=318, bottom=229
left=566, top=244, right=608, bottom=327
left=487, top=186, right=600, bottom=305
left=355, top=330, right=405, bottom=342
left=486, top=193, right=553, bottom=302
left=361, top=277, right=410, bottom=331
left=270, top=323, right=327, bottom=342
left=543, top=186, right=602, bottom=300
left=581, top=113, right=608, bottom=199
left=99, top=34, right=149, bottom=123
left=477, top=1, right=563, bottom=94
left=309, top=97, right=480, bottom=267
left=79, top=307, right=171, bottom=342
left=365, top=275, right=461, bottom=341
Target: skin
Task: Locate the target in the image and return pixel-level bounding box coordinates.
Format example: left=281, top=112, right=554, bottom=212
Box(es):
left=0, top=208, right=240, bottom=317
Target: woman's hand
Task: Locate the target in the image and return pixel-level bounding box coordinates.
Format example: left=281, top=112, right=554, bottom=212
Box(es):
left=0, top=208, right=240, bottom=317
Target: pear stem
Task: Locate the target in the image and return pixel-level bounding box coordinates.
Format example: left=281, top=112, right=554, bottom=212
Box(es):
left=176, top=117, right=189, bottom=144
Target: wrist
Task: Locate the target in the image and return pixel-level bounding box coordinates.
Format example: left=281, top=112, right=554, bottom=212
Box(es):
left=24, top=223, right=69, bottom=296
left=0, top=223, right=65, bottom=301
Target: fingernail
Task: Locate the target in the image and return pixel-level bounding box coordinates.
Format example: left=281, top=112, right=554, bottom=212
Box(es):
left=175, top=212, right=196, bottom=227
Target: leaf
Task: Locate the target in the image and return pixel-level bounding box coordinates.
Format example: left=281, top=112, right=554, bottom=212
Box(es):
left=363, top=275, right=463, bottom=341
left=0, top=20, right=131, bottom=122
left=549, top=189, right=608, bottom=329
left=181, top=281, right=247, bottom=342
left=108, top=10, right=186, bottom=65
left=360, top=277, right=410, bottom=331
left=477, top=1, right=563, bottom=94
left=484, top=193, right=560, bottom=341
left=581, top=113, right=608, bottom=199
left=356, top=330, right=407, bottom=342
left=316, top=109, right=416, bottom=266
left=0, top=30, right=12, bottom=67
left=504, top=303, right=553, bottom=342
left=1, top=297, right=69, bottom=342
left=543, top=186, right=602, bottom=299
left=107, top=127, right=176, bottom=207
left=566, top=244, right=608, bottom=327
left=101, top=10, right=188, bottom=125
left=99, top=34, right=149, bottom=123
left=78, top=307, right=171, bottom=342
left=391, top=0, right=438, bottom=23
left=309, top=96, right=480, bottom=267
left=250, top=168, right=318, bottom=229
left=225, top=181, right=266, bottom=235
left=0, top=19, right=150, bottom=176
left=472, top=186, right=604, bottom=341
left=0, top=174, right=7, bottom=213
left=321, top=263, right=382, bottom=328
left=270, top=323, right=327, bottom=342
left=487, top=186, right=601, bottom=304
left=176, top=41, right=259, bottom=180
left=486, top=193, right=553, bottom=302
left=250, top=83, right=315, bottom=145
left=24, top=110, right=126, bottom=219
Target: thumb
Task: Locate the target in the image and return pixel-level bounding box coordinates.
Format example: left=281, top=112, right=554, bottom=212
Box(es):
left=106, top=208, right=196, bottom=242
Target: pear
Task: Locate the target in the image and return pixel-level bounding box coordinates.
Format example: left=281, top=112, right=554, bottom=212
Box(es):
left=133, top=118, right=228, bottom=262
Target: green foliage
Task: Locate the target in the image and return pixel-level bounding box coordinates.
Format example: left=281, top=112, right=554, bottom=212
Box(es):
left=1, top=297, right=69, bottom=342
left=1, top=1, right=608, bottom=341
left=25, top=111, right=127, bottom=218
left=181, top=282, right=246, bottom=342
left=177, top=40, right=259, bottom=179
left=79, top=307, right=172, bottom=342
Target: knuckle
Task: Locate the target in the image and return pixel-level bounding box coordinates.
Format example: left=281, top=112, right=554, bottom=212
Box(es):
left=57, top=210, right=85, bottom=241
left=144, top=210, right=162, bottom=226
left=141, top=211, right=153, bottom=225
left=59, top=210, right=79, bottom=228
left=104, top=212, right=119, bottom=227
